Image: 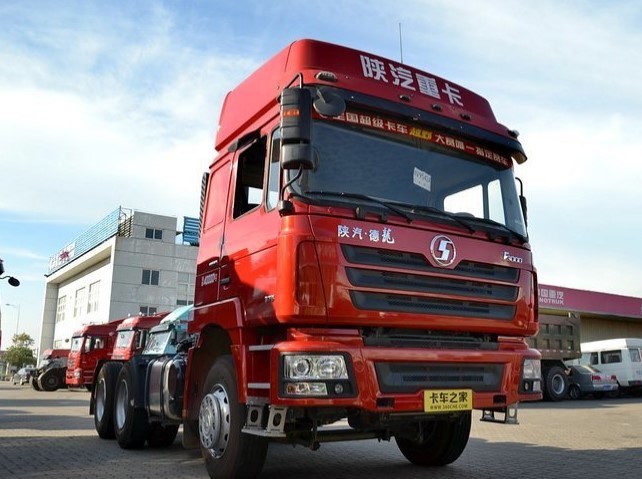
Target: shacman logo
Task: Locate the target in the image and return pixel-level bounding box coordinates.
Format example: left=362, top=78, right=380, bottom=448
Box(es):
left=430, top=235, right=456, bottom=267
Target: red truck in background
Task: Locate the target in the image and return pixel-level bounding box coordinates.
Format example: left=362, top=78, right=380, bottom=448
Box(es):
left=111, top=39, right=541, bottom=478
left=66, top=320, right=124, bottom=390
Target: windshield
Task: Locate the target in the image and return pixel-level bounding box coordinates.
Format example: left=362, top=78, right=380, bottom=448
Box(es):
left=70, top=337, right=83, bottom=352
left=291, top=120, right=527, bottom=238
left=143, top=330, right=173, bottom=355
left=115, top=330, right=135, bottom=349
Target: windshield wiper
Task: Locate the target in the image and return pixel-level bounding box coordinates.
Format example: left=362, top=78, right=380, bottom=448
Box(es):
left=302, top=190, right=413, bottom=223
left=399, top=204, right=476, bottom=234
left=458, top=216, right=528, bottom=244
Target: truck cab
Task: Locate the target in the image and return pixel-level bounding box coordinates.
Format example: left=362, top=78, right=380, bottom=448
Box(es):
left=95, top=305, right=193, bottom=445
left=186, top=39, right=541, bottom=477
left=66, top=320, right=123, bottom=389
left=110, top=312, right=169, bottom=362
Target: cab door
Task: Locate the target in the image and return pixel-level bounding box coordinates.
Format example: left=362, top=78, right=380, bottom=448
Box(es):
left=195, top=158, right=232, bottom=308
left=218, top=132, right=280, bottom=326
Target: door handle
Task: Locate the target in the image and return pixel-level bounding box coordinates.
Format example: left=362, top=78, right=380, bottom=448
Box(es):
left=220, top=277, right=231, bottom=286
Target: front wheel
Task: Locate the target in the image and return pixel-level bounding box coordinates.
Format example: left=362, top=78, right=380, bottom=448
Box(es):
left=199, top=355, right=268, bottom=479
left=40, top=370, right=62, bottom=391
left=31, top=376, right=42, bottom=391
left=113, top=363, right=148, bottom=449
left=396, top=412, right=472, bottom=466
left=94, top=362, right=122, bottom=439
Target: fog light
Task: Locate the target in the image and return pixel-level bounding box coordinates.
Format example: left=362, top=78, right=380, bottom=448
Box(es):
left=334, top=383, right=344, bottom=394
left=286, top=382, right=328, bottom=396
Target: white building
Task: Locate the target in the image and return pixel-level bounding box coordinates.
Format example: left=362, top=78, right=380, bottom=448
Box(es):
left=38, top=208, right=198, bottom=354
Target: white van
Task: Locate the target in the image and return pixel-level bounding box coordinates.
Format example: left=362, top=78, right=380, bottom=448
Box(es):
left=579, top=338, right=642, bottom=393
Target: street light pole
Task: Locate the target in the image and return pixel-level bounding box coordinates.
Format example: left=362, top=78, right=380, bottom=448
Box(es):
left=5, top=303, right=21, bottom=338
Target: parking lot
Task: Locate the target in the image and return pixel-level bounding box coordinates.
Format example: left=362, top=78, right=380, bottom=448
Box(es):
left=1, top=381, right=641, bottom=478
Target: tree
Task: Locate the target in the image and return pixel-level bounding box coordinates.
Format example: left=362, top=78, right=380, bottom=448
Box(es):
left=4, top=332, right=36, bottom=368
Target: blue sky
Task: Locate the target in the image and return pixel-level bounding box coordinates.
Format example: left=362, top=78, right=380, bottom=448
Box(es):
left=1, top=0, right=642, bottom=349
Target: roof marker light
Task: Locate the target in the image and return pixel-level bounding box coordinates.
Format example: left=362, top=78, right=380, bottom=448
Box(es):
left=315, top=71, right=338, bottom=82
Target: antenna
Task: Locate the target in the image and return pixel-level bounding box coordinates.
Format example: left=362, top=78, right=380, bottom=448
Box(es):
left=398, top=22, right=404, bottom=64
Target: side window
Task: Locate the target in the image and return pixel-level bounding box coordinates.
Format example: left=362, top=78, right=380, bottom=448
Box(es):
left=233, top=137, right=267, bottom=218
left=600, top=350, right=622, bottom=364
left=203, top=162, right=230, bottom=230
left=266, top=129, right=281, bottom=210
left=589, top=352, right=598, bottom=365
left=629, top=348, right=641, bottom=363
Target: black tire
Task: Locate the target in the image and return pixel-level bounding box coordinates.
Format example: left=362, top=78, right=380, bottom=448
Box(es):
left=94, top=362, right=122, bottom=439
left=31, top=376, right=42, bottom=391
left=543, top=366, right=568, bottom=401
left=395, top=412, right=472, bottom=466
left=147, top=423, right=179, bottom=448
left=40, top=370, right=62, bottom=391
left=113, top=363, right=149, bottom=449
left=568, top=384, right=582, bottom=400
left=199, top=355, right=268, bottom=479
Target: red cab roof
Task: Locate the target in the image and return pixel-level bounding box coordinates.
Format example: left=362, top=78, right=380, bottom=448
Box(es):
left=216, top=39, right=518, bottom=155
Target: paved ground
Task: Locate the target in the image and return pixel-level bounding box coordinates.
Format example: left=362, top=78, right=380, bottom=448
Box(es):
left=1, top=381, right=641, bottom=478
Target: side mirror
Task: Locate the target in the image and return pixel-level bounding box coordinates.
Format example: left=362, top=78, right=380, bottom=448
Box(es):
left=519, top=195, right=528, bottom=226
left=280, top=88, right=314, bottom=170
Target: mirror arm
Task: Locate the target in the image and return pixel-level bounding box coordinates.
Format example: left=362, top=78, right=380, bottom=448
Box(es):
left=278, top=166, right=304, bottom=215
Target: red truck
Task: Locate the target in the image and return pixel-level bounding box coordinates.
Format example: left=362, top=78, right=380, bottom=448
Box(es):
left=111, top=39, right=541, bottom=478
left=90, top=312, right=168, bottom=438
left=66, top=320, right=124, bottom=389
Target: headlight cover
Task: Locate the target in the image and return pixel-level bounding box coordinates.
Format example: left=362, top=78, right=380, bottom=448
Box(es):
left=283, top=354, right=348, bottom=380
left=522, top=358, right=542, bottom=380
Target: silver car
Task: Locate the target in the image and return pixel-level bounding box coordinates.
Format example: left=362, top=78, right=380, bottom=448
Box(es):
left=567, top=365, right=619, bottom=399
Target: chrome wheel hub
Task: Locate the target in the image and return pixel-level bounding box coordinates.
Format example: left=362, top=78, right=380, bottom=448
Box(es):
left=199, top=384, right=231, bottom=458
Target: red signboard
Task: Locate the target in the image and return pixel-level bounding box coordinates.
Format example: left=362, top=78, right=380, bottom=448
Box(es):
left=538, top=284, right=642, bottom=319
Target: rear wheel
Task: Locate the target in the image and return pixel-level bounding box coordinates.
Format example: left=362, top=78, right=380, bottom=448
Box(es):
left=543, top=366, right=568, bottom=401
left=568, top=384, right=582, bottom=400
left=94, top=362, right=122, bottom=439
left=147, top=423, right=179, bottom=447
left=40, top=370, right=62, bottom=391
left=114, top=363, right=148, bottom=449
left=199, top=355, right=268, bottom=478
left=395, top=412, right=472, bottom=466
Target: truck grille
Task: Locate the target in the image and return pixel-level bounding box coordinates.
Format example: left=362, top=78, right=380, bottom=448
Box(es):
left=375, top=362, right=504, bottom=393
left=342, top=245, right=518, bottom=320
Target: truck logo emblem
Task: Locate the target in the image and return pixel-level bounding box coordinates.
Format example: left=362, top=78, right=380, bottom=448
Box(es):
left=430, top=235, right=456, bottom=267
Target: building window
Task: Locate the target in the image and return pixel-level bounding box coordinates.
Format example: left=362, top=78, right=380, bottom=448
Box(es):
left=142, top=269, right=160, bottom=285
left=140, top=306, right=158, bottom=315
left=74, top=287, right=86, bottom=317
left=53, top=340, right=63, bottom=348
left=177, top=272, right=195, bottom=305
left=55, top=296, right=67, bottom=323
left=145, top=228, right=163, bottom=240
left=87, top=281, right=100, bottom=313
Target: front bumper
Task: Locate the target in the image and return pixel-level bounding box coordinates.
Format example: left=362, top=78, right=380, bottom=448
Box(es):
left=264, top=334, right=542, bottom=412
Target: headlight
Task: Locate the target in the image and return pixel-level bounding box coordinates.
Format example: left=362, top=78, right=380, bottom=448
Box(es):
left=284, top=355, right=348, bottom=380
left=522, top=359, right=542, bottom=380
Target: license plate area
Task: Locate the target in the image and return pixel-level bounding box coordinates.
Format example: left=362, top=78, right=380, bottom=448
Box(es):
left=424, top=389, right=473, bottom=413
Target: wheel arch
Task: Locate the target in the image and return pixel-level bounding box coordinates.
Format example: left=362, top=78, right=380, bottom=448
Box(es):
left=183, top=325, right=233, bottom=448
